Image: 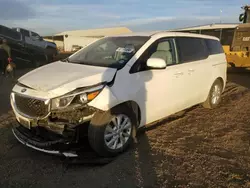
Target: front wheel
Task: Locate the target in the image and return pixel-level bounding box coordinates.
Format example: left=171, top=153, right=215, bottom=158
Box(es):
left=88, top=106, right=137, bottom=157
left=45, top=47, right=57, bottom=63
left=202, top=79, right=223, bottom=109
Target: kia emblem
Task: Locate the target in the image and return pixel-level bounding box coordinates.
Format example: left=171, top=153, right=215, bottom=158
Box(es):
left=21, top=88, right=27, bottom=93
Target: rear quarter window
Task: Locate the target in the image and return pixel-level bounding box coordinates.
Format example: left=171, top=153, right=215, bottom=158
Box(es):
left=175, top=37, right=208, bottom=63
left=0, top=26, right=21, bottom=40
left=205, top=39, right=224, bottom=55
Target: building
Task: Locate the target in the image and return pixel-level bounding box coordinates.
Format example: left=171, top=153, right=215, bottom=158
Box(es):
left=169, top=23, right=239, bottom=45
left=43, top=27, right=132, bottom=52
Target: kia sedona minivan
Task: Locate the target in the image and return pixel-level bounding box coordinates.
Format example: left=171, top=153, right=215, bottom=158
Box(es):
left=11, top=31, right=227, bottom=157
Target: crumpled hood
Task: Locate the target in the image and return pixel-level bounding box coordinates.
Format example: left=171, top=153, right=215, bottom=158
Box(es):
left=18, top=61, right=117, bottom=93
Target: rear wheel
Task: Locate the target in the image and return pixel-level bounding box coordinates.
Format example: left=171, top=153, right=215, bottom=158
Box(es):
left=202, top=79, right=223, bottom=109
left=88, top=105, right=137, bottom=157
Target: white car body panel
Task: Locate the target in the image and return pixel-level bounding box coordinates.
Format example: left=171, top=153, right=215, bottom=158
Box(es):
left=12, top=31, right=227, bottom=129
left=88, top=86, right=119, bottom=111
left=17, top=61, right=117, bottom=97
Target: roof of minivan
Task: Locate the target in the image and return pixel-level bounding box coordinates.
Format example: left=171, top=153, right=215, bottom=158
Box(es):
left=113, top=31, right=220, bottom=40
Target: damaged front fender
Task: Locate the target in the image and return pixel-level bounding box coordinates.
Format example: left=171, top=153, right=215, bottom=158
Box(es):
left=38, top=105, right=99, bottom=135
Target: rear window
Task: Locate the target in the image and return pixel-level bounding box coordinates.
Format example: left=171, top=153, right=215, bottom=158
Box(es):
left=205, top=39, right=224, bottom=55
left=175, top=37, right=208, bottom=63
left=0, top=26, right=21, bottom=40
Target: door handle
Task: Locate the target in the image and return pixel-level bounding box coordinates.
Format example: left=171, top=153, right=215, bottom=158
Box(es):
left=174, top=72, right=183, bottom=76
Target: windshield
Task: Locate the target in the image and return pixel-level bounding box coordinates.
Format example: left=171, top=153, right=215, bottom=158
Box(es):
left=67, top=36, right=150, bottom=68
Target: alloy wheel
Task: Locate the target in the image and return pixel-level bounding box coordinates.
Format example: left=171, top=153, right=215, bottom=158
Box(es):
left=104, top=114, right=132, bottom=150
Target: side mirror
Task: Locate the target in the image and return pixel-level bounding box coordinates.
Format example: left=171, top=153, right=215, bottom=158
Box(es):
left=146, top=58, right=167, bottom=69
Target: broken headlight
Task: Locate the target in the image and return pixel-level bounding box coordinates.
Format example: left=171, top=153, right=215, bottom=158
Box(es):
left=51, top=84, right=105, bottom=110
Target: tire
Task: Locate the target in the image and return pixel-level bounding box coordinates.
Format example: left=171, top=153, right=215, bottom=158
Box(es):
left=88, top=105, right=137, bottom=157
left=34, top=60, right=41, bottom=68
left=31, top=53, right=46, bottom=68
left=47, top=55, right=52, bottom=63
left=202, top=79, right=223, bottom=109
left=45, top=47, right=56, bottom=63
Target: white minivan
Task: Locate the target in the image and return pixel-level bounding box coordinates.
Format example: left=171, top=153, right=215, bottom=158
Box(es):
left=10, top=31, right=227, bottom=157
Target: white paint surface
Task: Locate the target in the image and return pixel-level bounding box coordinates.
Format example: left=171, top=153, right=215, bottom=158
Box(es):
left=12, top=31, right=227, bottom=129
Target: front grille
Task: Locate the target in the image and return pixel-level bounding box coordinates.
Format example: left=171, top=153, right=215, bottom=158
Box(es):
left=14, top=94, right=49, bottom=118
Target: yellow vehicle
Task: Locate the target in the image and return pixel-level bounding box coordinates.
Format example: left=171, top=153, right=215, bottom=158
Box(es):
left=224, top=5, right=250, bottom=67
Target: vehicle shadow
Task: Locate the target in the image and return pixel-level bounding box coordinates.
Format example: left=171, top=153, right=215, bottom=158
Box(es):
left=95, top=60, right=160, bottom=187
left=130, top=131, right=160, bottom=187
left=144, top=105, right=197, bottom=132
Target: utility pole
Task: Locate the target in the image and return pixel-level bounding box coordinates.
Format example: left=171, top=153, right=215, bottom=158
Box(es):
left=220, top=10, right=223, bottom=23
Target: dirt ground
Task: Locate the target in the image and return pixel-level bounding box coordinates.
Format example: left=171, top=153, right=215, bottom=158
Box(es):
left=0, top=67, right=250, bottom=188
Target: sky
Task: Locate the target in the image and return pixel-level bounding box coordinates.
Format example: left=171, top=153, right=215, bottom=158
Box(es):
left=0, top=0, right=248, bottom=35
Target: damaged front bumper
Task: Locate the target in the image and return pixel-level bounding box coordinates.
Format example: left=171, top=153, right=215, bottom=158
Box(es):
left=12, top=125, right=79, bottom=157
left=11, top=92, right=97, bottom=135
left=42, top=105, right=97, bottom=135
left=10, top=93, right=100, bottom=156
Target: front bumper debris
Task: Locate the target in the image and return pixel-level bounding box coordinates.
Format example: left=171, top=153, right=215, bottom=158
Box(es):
left=12, top=122, right=116, bottom=164
left=10, top=93, right=106, bottom=158
left=12, top=124, right=79, bottom=157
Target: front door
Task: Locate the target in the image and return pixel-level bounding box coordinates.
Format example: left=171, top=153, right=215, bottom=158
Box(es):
left=30, top=32, right=46, bottom=49
left=138, top=63, right=189, bottom=125
left=114, top=38, right=189, bottom=126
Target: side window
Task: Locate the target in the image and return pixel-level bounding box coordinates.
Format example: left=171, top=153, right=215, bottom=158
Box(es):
left=20, top=29, right=30, bottom=37
left=175, top=37, right=208, bottom=63
left=205, top=39, right=224, bottom=55
left=130, top=38, right=176, bottom=73
left=31, top=32, right=40, bottom=38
